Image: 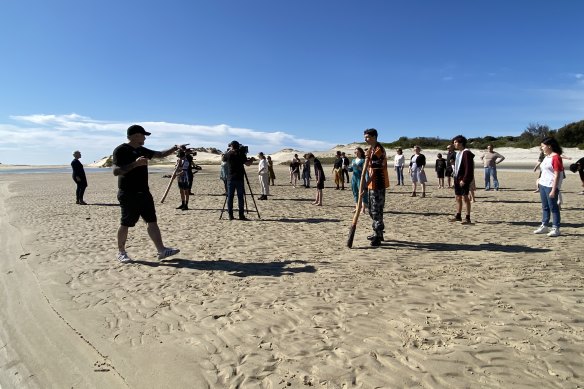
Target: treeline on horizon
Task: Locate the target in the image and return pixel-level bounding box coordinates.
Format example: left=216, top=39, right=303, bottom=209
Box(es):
left=377, top=120, right=584, bottom=151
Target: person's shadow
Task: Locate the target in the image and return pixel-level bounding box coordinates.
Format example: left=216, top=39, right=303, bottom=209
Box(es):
left=131, top=258, right=317, bottom=277
left=356, top=240, right=551, bottom=253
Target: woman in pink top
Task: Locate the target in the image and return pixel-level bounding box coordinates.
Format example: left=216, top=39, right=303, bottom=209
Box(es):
left=533, top=137, right=564, bottom=237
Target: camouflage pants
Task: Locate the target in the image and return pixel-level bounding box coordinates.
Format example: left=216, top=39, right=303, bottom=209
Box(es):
left=368, top=189, right=385, bottom=234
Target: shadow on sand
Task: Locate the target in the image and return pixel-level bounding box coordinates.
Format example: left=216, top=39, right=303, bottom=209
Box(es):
left=131, top=258, right=317, bottom=277
left=355, top=240, right=551, bottom=253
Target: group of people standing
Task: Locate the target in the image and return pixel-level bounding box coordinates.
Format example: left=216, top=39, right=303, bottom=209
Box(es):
left=71, top=124, right=580, bottom=262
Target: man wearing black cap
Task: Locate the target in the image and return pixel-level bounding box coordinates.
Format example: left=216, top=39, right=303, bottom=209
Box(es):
left=112, top=124, right=181, bottom=263
left=222, top=140, right=254, bottom=220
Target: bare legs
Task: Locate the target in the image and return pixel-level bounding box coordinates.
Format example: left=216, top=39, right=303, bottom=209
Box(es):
left=117, top=222, right=165, bottom=253
left=312, top=188, right=323, bottom=205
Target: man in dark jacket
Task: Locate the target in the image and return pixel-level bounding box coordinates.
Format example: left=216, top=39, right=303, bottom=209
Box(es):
left=71, top=150, right=88, bottom=205
left=449, top=135, right=475, bottom=224
left=222, top=140, right=254, bottom=220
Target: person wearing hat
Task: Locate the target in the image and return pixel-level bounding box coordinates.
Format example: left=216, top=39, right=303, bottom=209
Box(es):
left=257, top=152, right=269, bottom=200
left=71, top=150, right=88, bottom=205
left=112, top=124, right=182, bottom=263
left=222, top=140, right=255, bottom=220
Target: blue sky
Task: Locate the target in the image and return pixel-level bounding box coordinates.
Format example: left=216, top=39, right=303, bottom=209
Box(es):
left=1, top=0, right=583, bottom=165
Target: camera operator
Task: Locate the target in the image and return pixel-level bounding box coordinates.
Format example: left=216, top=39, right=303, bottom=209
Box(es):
left=175, top=149, right=191, bottom=210
left=222, top=140, right=255, bottom=220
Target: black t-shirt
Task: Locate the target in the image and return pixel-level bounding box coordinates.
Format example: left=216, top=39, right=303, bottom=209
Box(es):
left=313, top=158, right=325, bottom=182
left=112, top=143, right=155, bottom=192
left=71, top=159, right=87, bottom=184
left=223, top=150, right=248, bottom=180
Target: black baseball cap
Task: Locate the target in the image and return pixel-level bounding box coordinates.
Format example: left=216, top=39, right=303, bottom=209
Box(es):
left=127, top=124, right=151, bottom=136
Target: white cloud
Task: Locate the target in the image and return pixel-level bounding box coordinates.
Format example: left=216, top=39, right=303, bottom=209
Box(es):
left=0, top=114, right=334, bottom=165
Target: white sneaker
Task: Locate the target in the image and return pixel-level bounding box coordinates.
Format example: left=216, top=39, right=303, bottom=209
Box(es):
left=547, top=227, right=560, bottom=237
left=158, top=247, right=180, bottom=260
left=117, top=252, right=132, bottom=263
left=533, top=225, right=549, bottom=234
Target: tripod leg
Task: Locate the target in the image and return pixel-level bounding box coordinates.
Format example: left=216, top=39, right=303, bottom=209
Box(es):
left=244, top=170, right=261, bottom=219
left=219, top=193, right=228, bottom=220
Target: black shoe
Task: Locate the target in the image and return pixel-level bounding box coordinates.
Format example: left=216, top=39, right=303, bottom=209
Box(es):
left=176, top=204, right=184, bottom=209
left=370, top=238, right=382, bottom=247
left=182, top=205, right=189, bottom=211
left=228, top=214, right=234, bottom=220
left=239, top=215, right=249, bottom=221
left=367, top=233, right=384, bottom=241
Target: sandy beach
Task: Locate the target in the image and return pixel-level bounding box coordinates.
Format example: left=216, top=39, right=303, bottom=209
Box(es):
left=1, top=164, right=583, bottom=388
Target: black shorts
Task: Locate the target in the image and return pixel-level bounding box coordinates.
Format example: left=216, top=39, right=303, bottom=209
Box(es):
left=445, top=166, right=453, bottom=177
left=178, top=180, right=190, bottom=190
left=117, top=190, right=157, bottom=227
left=454, top=180, right=470, bottom=196
left=316, top=180, right=325, bottom=190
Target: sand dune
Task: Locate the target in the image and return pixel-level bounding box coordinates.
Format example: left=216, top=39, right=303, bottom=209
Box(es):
left=0, top=164, right=583, bottom=388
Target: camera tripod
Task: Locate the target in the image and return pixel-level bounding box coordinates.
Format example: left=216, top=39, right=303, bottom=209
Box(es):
left=220, top=168, right=261, bottom=220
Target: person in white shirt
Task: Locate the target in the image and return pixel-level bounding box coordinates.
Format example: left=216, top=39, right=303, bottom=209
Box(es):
left=533, top=137, right=564, bottom=237
left=257, top=152, right=270, bottom=200
left=394, top=148, right=405, bottom=185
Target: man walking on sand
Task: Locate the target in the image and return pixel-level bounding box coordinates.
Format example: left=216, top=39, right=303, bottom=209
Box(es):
left=364, top=128, right=389, bottom=247
left=449, top=135, right=475, bottom=224
left=481, top=144, right=505, bottom=190
left=112, top=124, right=181, bottom=263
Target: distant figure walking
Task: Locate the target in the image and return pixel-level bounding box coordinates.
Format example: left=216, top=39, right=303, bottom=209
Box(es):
left=481, top=145, right=505, bottom=190
left=71, top=150, right=88, bottom=205
left=394, top=148, right=405, bottom=185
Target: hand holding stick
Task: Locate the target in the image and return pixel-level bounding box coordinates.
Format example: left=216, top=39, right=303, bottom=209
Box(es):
left=347, top=147, right=373, bottom=248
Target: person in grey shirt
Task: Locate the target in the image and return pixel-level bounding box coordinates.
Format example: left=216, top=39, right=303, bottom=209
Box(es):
left=481, top=145, right=505, bottom=190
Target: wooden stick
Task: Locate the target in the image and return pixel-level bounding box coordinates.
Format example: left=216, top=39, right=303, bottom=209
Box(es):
left=347, top=147, right=373, bottom=248
left=160, top=163, right=179, bottom=204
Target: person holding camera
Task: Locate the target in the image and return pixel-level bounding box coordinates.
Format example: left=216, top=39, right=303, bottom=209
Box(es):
left=112, top=124, right=181, bottom=263
left=175, top=150, right=191, bottom=210
left=222, top=140, right=254, bottom=220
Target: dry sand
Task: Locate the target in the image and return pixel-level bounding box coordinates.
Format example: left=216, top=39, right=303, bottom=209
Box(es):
left=0, top=164, right=583, bottom=388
